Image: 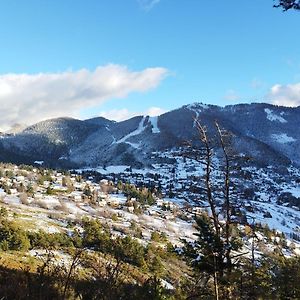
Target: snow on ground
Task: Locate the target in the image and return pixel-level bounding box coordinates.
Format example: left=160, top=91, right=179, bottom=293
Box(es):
left=138, top=213, right=196, bottom=244
left=165, top=219, right=197, bottom=244
left=284, top=187, right=300, bottom=198
left=186, top=103, right=209, bottom=126
left=3, top=195, right=21, bottom=205
left=247, top=200, right=300, bottom=236
left=78, top=165, right=131, bottom=174
left=35, top=219, right=61, bottom=233
left=80, top=150, right=206, bottom=181
left=16, top=210, right=64, bottom=234
left=79, top=203, right=98, bottom=215
left=160, top=279, right=174, bottom=290
left=116, top=116, right=146, bottom=147
left=264, top=108, right=287, bottom=123
left=101, top=202, right=197, bottom=245
left=125, top=141, right=140, bottom=149
left=149, top=116, right=160, bottom=133
left=29, top=249, right=72, bottom=267
left=63, top=201, right=86, bottom=216
left=255, top=191, right=270, bottom=202
left=294, top=246, right=300, bottom=256
left=105, top=125, right=117, bottom=144
left=164, top=197, right=187, bottom=206
left=187, top=102, right=209, bottom=111
left=109, top=194, right=127, bottom=204
left=37, top=196, right=61, bottom=209
left=187, top=105, right=200, bottom=127
left=271, top=133, right=296, bottom=144
left=110, top=208, right=139, bottom=222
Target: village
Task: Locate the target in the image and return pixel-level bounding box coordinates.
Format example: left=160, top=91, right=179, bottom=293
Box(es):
left=0, top=163, right=199, bottom=246
left=0, top=162, right=300, bottom=298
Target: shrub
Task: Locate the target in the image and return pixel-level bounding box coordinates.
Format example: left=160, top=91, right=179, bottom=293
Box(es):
left=0, top=220, right=31, bottom=251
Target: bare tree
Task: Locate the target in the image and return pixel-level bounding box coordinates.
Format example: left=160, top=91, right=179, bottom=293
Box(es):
left=183, top=119, right=244, bottom=299
left=62, top=249, right=84, bottom=299
left=215, top=121, right=235, bottom=274
left=194, top=119, right=221, bottom=239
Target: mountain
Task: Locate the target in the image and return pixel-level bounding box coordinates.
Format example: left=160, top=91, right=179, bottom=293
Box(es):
left=0, top=102, right=299, bottom=169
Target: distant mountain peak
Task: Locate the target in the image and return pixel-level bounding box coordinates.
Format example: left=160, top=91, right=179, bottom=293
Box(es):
left=84, top=116, right=115, bottom=126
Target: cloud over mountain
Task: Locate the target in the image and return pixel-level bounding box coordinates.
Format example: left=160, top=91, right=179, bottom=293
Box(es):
left=0, top=64, right=168, bottom=130
left=99, top=106, right=166, bottom=121
left=268, top=82, right=300, bottom=107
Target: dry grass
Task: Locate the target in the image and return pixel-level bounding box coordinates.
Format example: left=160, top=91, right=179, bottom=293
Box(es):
left=33, top=199, right=49, bottom=210
left=19, top=193, right=29, bottom=205
left=0, top=251, right=39, bottom=271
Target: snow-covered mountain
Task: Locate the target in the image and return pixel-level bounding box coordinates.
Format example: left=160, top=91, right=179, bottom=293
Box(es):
left=0, top=102, right=299, bottom=169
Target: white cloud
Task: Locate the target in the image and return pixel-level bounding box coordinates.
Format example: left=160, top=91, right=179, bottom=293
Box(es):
left=267, top=82, right=300, bottom=107
left=145, top=106, right=166, bottom=116
left=224, top=89, right=240, bottom=102
left=0, top=64, right=168, bottom=130
left=99, top=106, right=166, bottom=121
left=137, top=0, right=161, bottom=11
left=99, top=109, right=135, bottom=121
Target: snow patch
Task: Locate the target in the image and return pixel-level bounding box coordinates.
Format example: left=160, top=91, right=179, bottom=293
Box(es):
left=187, top=102, right=209, bottom=110
left=271, top=133, right=296, bottom=144
left=247, top=201, right=300, bottom=237
left=285, top=187, right=300, bottom=198
left=124, top=141, right=140, bottom=149
left=187, top=105, right=200, bottom=127
left=78, top=165, right=131, bottom=174
left=106, top=126, right=116, bottom=144
left=149, top=116, right=160, bottom=133
left=3, top=195, right=21, bottom=205
left=116, top=116, right=146, bottom=148
left=265, top=108, right=287, bottom=123
left=186, top=103, right=209, bottom=127
left=160, top=279, right=174, bottom=290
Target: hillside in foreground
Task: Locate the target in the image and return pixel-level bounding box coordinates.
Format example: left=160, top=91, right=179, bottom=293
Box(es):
left=0, top=161, right=299, bottom=299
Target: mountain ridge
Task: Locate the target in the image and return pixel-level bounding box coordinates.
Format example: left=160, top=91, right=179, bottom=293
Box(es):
left=0, top=102, right=299, bottom=169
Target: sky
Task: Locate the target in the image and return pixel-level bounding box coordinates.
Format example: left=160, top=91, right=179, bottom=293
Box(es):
left=0, top=0, right=299, bottom=129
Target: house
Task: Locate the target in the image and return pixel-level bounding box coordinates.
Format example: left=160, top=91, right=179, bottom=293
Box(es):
left=156, top=199, right=164, bottom=207
left=127, top=206, right=134, bottom=213
left=192, top=207, right=204, bottom=216
left=97, top=193, right=108, bottom=207
left=100, top=179, right=109, bottom=185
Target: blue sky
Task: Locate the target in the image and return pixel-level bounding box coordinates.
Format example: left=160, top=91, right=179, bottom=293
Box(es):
left=0, top=0, right=299, bottom=127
